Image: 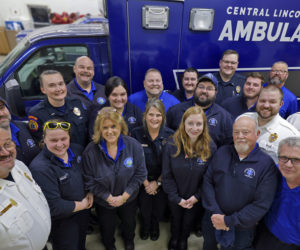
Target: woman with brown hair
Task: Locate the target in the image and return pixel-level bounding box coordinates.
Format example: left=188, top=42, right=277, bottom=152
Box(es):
left=82, top=107, right=147, bottom=250
left=162, top=106, right=216, bottom=250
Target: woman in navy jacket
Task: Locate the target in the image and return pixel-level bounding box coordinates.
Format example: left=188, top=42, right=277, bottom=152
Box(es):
left=29, top=119, right=93, bottom=250
left=88, top=76, right=142, bottom=139
left=131, top=98, right=174, bottom=241
left=83, top=107, right=147, bottom=250
left=162, top=106, right=216, bottom=250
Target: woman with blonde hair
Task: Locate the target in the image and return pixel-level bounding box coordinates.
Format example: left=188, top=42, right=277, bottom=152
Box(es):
left=162, top=106, right=216, bottom=250
left=82, top=107, right=147, bottom=250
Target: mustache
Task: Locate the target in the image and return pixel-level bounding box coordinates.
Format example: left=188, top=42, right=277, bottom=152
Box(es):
left=0, top=154, right=13, bottom=161
left=80, top=73, right=91, bottom=76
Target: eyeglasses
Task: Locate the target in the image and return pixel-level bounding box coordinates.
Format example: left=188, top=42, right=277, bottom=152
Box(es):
left=222, top=60, right=238, bottom=65
left=270, top=70, right=287, bottom=75
left=197, top=85, right=216, bottom=92
left=43, top=121, right=71, bottom=131
left=0, top=140, right=15, bottom=152
left=278, top=156, right=300, bottom=166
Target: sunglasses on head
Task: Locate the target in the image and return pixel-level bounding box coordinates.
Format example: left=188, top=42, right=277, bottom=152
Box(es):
left=43, top=121, right=71, bottom=131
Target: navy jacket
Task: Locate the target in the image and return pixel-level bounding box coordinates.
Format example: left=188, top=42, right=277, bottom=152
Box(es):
left=88, top=102, right=143, bottom=138
left=162, top=138, right=217, bottom=204
left=166, top=100, right=233, bottom=147
left=11, top=121, right=40, bottom=166
left=221, top=95, right=256, bottom=120
left=29, top=144, right=86, bottom=220
left=131, top=126, right=174, bottom=181
left=202, top=144, right=278, bottom=229
left=28, top=97, right=88, bottom=148
left=82, top=135, right=147, bottom=209
left=67, top=79, right=106, bottom=110
left=213, top=72, right=246, bottom=105
left=171, top=89, right=192, bottom=102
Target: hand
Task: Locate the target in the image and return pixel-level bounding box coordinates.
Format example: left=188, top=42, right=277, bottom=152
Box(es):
left=74, top=196, right=90, bottom=212
left=186, top=196, right=198, bottom=209
left=145, top=181, right=158, bottom=195
left=178, top=199, right=189, bottom=208
left=211, top=214, right=230, bottom=231
left=86, top=193, right=94, bottom=208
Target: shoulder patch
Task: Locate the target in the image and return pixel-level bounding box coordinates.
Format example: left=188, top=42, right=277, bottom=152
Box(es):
left=124, top=157, right=133, bottom=168
left=97, top=97, right=106, bottom=105
left=28, top=119, right=39, bottom=131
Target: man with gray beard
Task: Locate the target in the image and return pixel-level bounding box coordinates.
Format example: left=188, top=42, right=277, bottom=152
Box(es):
left=264, top=61, right=297, bottom=119
left=202, top=115, right=278, bottom=250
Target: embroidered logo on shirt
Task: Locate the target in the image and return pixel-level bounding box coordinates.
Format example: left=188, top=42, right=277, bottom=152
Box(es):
left=208, top=118, right=218, bottom=126
left=244, top=168, right=255, bottom=178
left=196, top=157, right=205, bottom=165
left=97, top=97, right=106, bottom=105
left=127, top=116, right=136, bottom=124
left=77, top=156, right=82, bottom=163
left=124, top=157, right=133, bottom=168
left=73, top=107, right=81, bottom=116
left=26, top=139, right=36, bottom=148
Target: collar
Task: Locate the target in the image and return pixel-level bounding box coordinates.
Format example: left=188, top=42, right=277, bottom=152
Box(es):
left=43, top=145, right=74, bottom=167
left=55, top=148, right=75, bottom=168
left=99, top=135, right=125, bottom=162
left=10, top=122, right=20, bottom=146
left=258, top=113, right=281, bottom=130
left=74, top=78, right=96, bottom=93
left=232, top=143, right=259, bottom=162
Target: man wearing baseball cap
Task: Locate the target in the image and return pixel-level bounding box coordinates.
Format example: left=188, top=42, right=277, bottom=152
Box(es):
left=167, top=73, right=233, bottom=148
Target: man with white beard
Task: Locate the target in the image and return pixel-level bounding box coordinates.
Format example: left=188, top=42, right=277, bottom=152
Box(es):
left=201, top=115, right=278, bottom=250
left=265, top=61, right=297, bottom=119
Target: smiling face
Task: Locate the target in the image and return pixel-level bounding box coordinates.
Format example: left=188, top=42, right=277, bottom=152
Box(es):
left=194, top=81, right=217, bottom=108
left=219, top=53, right=239, bottom=79
left=182, top=71, right=198, bottom=94
left=108, top=85, right=128, bottom=112
left=0, top=129, right=16, bottom=178
left=41, top=73, right=67, bottom=104
left=145, top=106, right=163, bottom=131
left=0, top=101, right=11, bottom=128
left=243, top=76, right=262, bottom=100
left=144, top=71, right=163, bottom=97
left=44, top=129, right=70, bottom=159
left=184, top=114, right=204, bottom=143
left=73, top=56, right=95, bottom=87
left=278, top=144, right=300, bottom=185
left=256, top=88, right=283, bottom=122
left=101, top=119, right=121, bottom=146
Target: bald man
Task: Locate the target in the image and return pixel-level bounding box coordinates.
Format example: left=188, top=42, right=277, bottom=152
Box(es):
left=67, top=56, right=106, bottom=109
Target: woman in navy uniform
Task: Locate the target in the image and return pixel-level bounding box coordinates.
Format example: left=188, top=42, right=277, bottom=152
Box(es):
left=83, top=107, right=147, bottom=250
left=29, top=119, right=93, bottom=250
left=131, top=98, right=174, bottom=241
left=162, top=106, right=216, bottom=250
left=88, top=76, right=142, bottom=138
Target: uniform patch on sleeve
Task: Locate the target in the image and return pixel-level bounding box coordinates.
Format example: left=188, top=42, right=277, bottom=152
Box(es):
left=124, top=157, right=133, bottom=168
left=28, top=117, right=39, bottom=132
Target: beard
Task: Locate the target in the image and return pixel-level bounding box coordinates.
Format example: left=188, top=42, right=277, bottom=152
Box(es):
left=269, top=76, right=283, bottom=86
left=234, top=142, right=250, bottom=155
left=193, top=93, right=215, bottom=107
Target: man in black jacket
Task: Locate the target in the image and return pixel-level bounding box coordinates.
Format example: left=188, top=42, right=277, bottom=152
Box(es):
left=202, top=115, right=278, bottom=250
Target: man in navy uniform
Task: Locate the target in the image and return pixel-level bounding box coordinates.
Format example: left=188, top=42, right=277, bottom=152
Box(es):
left=0, top=97, right=40, bottom=166
left=28, top=70, right=88, bottom=148
left=213, top=49, right=246, bottom=104
left=221, top=72, right=264, bottom=119
left=167, top=73, right=233, bottom=148
left=202, top=115, right=278, bottom=250
left=67, top=56, right=106, bottom=109
left=172, top=67, right=199, bottom=102
left=129, top=68, right=179, bottom=112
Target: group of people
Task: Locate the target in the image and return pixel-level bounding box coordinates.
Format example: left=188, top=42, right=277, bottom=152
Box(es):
left=0, top=49, right=299, bottom=250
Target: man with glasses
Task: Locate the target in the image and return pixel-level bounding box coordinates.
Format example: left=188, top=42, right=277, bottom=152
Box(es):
left=0, top=127, right=51, bottom=250
left=28, top=70, right=88, bottom=149
left=167, top=73, right=233, bottom=148
left=255, top=136, right=300, bottom=250
left=243, top=85, right=299, bottom=164
left=265, top=61, right=297, bottom=119
left=213, top=49, right=246, bottom=104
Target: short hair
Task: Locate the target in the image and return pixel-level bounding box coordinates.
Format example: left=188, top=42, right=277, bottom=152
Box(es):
left=144, top=68, right=162, bottom=79
left=278, top=136, right=300, bottom=155
left=272, top=61, right=288, bottom=69
left=173, top=106, right=211, bottom=161
left=143, top=98, right=166, bottom=129
left=183, top=67, right=199, bottom=78
left=39, top=70, right=64, bottom=87
left=246, top=72, right=264, bottom=85
left=260, top=84, right=284, bottom=102
left=221, top=49, right=239, bottom=60
left=234, top=114, right=258, bottom=133
left=105, top=76, right=129, bottom=97
left=92, top=107, right=128, bottom=144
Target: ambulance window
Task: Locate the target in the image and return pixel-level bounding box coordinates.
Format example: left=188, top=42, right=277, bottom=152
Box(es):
left=15, top=45, right=88, bottom=98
